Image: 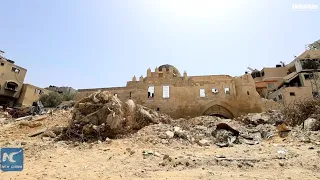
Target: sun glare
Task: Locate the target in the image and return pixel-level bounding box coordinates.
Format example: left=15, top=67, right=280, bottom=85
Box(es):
left=152, top=0, right=239, bottom=20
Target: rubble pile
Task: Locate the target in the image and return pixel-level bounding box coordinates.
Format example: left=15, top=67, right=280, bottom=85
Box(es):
left=63, top=91, right=171, bottom=141
left=132, top=115, right=278, bottom=147
left=0, top=110, right=12, bottom=124
left=289, top=125, right=320, bottom=144
left=236, top=110, right=284, bottom=125
left=56, top=100, right=75, bottom=110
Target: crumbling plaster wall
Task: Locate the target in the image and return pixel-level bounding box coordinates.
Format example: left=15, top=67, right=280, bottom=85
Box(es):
left=0, top=59, right=27, bottom=100
left=262, top=67, right=288, bottom=81
left=16, top=84, right=50, bottom=107
left=268, top=86, right=313, bottom=105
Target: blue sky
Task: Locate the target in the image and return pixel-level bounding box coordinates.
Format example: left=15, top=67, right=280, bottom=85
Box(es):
left=1, top=0, right=319, bottom=89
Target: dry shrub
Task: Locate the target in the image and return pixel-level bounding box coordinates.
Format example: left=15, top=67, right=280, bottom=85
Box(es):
left=282, top=97, right=320, bottom=126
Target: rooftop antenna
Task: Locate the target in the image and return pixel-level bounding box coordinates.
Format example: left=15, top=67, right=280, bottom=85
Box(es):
left=247, top=67, right=258, bottom=72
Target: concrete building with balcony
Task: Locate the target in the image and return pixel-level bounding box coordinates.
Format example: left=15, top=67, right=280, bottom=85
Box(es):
left=267, top=50, right=320, bottom=105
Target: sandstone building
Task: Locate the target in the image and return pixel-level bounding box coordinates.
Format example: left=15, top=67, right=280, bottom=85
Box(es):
left=77, top=64, right=263, bottom=119
left=0, top=51, right=27, bottom=107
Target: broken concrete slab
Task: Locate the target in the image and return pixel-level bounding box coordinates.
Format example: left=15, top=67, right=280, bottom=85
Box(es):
left=304, top=118, right=320, bottom=131
left=28, top=128, right=47, bottom=137
left=15, top=115, right=33, bottom=121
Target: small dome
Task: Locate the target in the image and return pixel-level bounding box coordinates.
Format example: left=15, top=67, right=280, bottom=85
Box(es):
left=158, top=64, right=181, bottom=77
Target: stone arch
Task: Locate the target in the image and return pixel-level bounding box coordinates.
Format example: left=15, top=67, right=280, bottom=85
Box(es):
left=202, top=101, right=235, bottom=119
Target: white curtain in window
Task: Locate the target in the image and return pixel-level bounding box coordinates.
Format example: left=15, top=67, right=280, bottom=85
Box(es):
left=163, top=86, right=170, bottom=98
left=200, top=89, right=205, bottom=97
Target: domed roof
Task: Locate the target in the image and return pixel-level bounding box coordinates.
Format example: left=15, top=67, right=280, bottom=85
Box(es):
left=158, top=64, right=181, bottom=77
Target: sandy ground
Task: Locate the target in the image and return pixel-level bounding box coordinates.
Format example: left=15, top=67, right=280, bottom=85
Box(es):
left=0, top=112, right=320, bottom=180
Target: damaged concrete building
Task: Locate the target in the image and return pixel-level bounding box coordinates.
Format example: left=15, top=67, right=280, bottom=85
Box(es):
left=251, top=49, right=320, bottom=105
left=77, top=64, right=263, bottom=119
left=0, top=51, right=49, bottom=107
left=45, top=85, right=77, bottom=94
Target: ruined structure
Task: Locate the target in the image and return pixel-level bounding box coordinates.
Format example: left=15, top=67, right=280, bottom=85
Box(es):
left=0, top=51, right=49, bottom=107
left=77, top=64, right=263, bottom=118
left=45, top=85, right=77, bottom=94
left=268, top=50, right=320, bottom=104
left=250, top=64, right=287, bottom=98
left=250, top=49, right=320, bottom=105
left=0, top=51, right=27, bottom=107
left=16, top=84, right=50, bottom=107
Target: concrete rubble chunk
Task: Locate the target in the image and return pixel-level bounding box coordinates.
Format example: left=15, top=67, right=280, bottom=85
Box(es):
left=42, top=130, right=57, bottom=138
left=174, top=126, right=181, bottom=132
left=304, top=118, right=320, bottom=131
left=198, top=139, right=210, bottom=146
left=15, top=115, right=33, bottom=121
left=165, top=131, right=174, bottom=139
left=195, top=126, right=208, bottom=131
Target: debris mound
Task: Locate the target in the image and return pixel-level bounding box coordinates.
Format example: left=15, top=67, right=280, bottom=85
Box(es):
left=0, top=109, right=12, bottom=124
left=63, top=91, right=171, bottom=141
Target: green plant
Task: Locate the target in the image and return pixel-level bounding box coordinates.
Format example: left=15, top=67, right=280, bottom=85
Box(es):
left=39, top=92, right=63, bottom=107
left=62, top=92, right=76, bottom=101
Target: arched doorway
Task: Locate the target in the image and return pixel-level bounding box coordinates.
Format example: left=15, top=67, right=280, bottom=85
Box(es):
left=203, top=105, right=234, bottom=119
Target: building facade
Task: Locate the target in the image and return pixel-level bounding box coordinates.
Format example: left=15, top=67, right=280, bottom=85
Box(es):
left=77, top=64, right=263, bottom=119
left=16, top=84, right=50, bottom=107
left=45, top=85, right=77, bottom=94
left=250, top=65, right=288, bottom=98
left=267, top=50, right=320, bottom=105
left=0, top=53, right=27, bottom=107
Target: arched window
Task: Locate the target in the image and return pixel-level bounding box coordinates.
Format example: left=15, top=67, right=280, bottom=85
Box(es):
left=5, top=81, right=18, bottom=91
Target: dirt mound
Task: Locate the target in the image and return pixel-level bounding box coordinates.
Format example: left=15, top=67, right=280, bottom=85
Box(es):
left=63, top=90, right=171, bottom=141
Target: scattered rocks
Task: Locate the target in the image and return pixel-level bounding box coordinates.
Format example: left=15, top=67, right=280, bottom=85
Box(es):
left=215, top=154, right=226, bottom=158
left=20, top=142, right=27, bottom=145
left=174, top=127, right=181, bottom=132
left=279, top=161, right=285, bottom=166
left=42, top=130, right=57, bottom=138
left=198, top=139, right=210, bottom=146
left=165, top=131, right=174, bottom=139
left=154, top=152, right=161, bottom=157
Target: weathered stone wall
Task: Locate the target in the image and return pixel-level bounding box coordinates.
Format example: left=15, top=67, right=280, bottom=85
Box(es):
left=77, top=65, right=263, bottom=118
